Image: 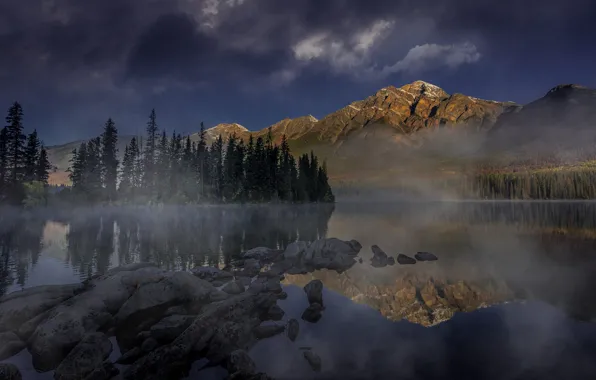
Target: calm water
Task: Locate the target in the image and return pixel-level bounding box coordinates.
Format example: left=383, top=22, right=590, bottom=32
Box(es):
left=2, top=202, right=596, bottom=379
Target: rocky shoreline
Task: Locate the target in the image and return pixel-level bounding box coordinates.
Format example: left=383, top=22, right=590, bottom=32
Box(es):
left=0, top=237, right=439, bottom=380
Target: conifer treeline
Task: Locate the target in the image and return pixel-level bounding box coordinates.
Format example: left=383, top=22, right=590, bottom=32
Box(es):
left=0, top=102, right=51, bottom=203
left=68, top=109, right=334, bottom=204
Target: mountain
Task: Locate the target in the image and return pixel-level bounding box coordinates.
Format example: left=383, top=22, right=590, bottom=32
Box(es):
left=46, top=80, right=594, bottom=186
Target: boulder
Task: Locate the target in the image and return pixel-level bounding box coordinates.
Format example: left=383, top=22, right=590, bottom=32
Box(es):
left=242, top=247, right=282, bottom=262
left=397, top=254, right=417, bottom=265
left=304, top=280, right=324, bottom=306
left=287, top=319, right=299, bottom=342
left=149, top=314, right=195, bottom=344
left=0, top=283, right=85, bottom=334
left=282, top=241, right=309, bottom=260
left=302, top=238, right=360, bottom=272
left=0, top=363, right=21, bottom=380
left=387, top=257, right=395, bottom=266
left=54, top=332, right=112, bottom=380
left=267, top=304, right=285, bottom=321
left=227, top=349, right=256, bottom=375
left=303, top=350, right=322, bottom=372
left=370, top=245, right=389, bottom=268
left=141, top=337, right=159, bottom=352
left=28, top=265, right=165, bottom=371
left=222, top=281, right=245, bottom=295
left=80, top=361, right=119, bottom=380
left=116, top=347, right=143, bottom=365
left=415, top=252, right=438, bottom=261
left=190, top=266, right=233, bottom=282
left=301, top=303, right=323, bottom=323
left=253, top=324, right=286, bottom=339
left=0, top=331, right=25, bottom=360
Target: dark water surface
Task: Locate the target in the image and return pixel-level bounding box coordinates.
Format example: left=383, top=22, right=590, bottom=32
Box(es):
left=2, top=202, right=596, bottom=379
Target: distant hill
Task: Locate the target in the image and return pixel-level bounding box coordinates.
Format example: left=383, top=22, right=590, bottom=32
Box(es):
left=47, top=80, right=596, bottom=186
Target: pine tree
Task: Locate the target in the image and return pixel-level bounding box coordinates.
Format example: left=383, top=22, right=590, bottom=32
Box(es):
left=254, top=136, right=266, bottom=201
left=101, top=118, right=119, bottom=201
left=36, top=146, right=51, bottom=185
left=119, top=137, right=139, bottom=198
left=143, top=108, right=158, bottom=195
left=156, top=130, right=169, bottom=201
left=23, top=130, right=40, bottom=182
left=196, top=122, right=208, bottom=201
left=233, top=139, right=246, bottom=202
left=69, top=143, right=87, bottom=192
left=223, top=134, right=238, bottom=201
left=85, top=137, right=103, bottom=200
left=210, top=135, right=224, bottom=201
left=278, top=134, right=292, bottom=201
left=244, top=135, right=256, bottom=200
left=0, top=127, right=7, bottom=197
left=5, top=102, right=25, bottom=185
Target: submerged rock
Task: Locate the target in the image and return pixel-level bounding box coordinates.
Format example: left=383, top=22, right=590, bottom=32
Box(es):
left=303, top=350, right=322, bottom=372
left=415, top=252, right=438, bottom=261
left=227, top=349, right=256, bottom=375
left=253, top=324, right=286, bottom=339
left=0, top=363, right=21, bottom=380
left=54, top=332, right=112, bottom=380
left=304, top=280, right=324, bottom=307
left=397, top=254, right=417, bottom=265
left=302, top=303, right=324, bottom=323
left=287, top=319, right=299, bottom=342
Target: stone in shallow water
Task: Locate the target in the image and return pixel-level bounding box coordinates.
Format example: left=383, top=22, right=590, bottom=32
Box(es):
left=415, top=252, right=438, bottom=261
left=387, top=257, right=395, bottom=266
left=287, top=319, right=299, bottom=342
left=304, top=280, right=324, bottom=307
left=302, top=303, right=324, bottom=323
left=267, top=304, right=285, bottom=321
left=253, top=324, right=286, bottom=339
left=0, top=363, right=21, bottom=380
left=397, top=254, right=417, bottom=265
left=303, top=350, right=322, bottom=372
left=227, top=349, right=256, bottom=375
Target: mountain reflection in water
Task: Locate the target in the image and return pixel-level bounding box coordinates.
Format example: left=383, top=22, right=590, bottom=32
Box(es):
left=0, top=201, right=596, bottom=324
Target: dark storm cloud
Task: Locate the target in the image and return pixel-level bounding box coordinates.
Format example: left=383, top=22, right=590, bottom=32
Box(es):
left=0, top=0, right=595, bottom=143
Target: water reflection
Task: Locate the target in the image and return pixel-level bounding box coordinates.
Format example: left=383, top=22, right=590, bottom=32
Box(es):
left=0, top=202, right=595, bottom=323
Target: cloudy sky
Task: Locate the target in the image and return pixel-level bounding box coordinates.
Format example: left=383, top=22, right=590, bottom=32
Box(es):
left=1, top=0, right=595, bottom=145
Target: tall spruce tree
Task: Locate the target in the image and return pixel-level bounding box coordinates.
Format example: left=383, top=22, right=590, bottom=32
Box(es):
left=101, top=118, right=119, bottom=201
left=85, top=137, right=103, bottom=200
left=36, top=146, right=51, bottom=185
left=196, top=123, right=208, bottom=201
left=5, top=102, right=25, bottom=185
left=223, top=134, right=238, bottom=201
left=23, top=130, right=40, bottom=182
left=143, top=108, right=158, bottom=195
left=69, top=143, right=87, bottom=192
left=119, top=137, right=139, bottom=197
left=156, top=130, right=169, bottom=200
left=210, top=135, right=224, bottom=201
left=0, top=127, right=7, bottom=197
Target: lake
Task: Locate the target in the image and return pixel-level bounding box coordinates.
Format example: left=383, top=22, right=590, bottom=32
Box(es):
left=2, top=201, right=596, bottom=379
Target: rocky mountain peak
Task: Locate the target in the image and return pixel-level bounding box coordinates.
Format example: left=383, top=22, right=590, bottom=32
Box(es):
left=400, top=80, right=449, bottom=99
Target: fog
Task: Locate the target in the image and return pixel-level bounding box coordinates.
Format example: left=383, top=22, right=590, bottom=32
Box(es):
left=1, top=200, right=596, bottom=378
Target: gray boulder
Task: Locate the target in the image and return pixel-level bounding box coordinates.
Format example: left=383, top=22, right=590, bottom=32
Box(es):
left=397, top=254, right=417, bottom=265
left=149, top=314, right=195, bottom=344
left=301, top=303, right=323, bottom=323
left=253, top=324, right=286, bottom=339
left=227, top=349, right=256, bottom=376
left=54, top=332, right=112, bottom=380
left=242, top=247, right=282, bottom=262
left=282, top=241, right=309, bottom=260
left=222, top=281, right=245, bottom=295
left=287, top=319, right=299, bottom=342
left=0, top=363, right=21, bottom=380
left=0, top=331, right=25, bottom=360
left=303, top=350, right=322, bottom=372
left=190, top=266, right=233, bottom=282
left=304, top=280, right=324, bottom=307
left=415, top=252, right=438, bottom=261
left=370, top=245, right=389, bottom=268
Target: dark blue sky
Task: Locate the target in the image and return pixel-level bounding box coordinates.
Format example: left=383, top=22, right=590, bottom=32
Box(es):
left=1, top=0, right=595, bottom=145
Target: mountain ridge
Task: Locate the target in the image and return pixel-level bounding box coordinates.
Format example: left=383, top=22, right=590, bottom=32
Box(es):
left=46, top=80, right=595, bottom=186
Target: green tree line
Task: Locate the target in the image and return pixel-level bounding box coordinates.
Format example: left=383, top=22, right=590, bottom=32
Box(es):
left=0, top=102, right=52, bottom=205
left=67, top=109, right=334, bottom=204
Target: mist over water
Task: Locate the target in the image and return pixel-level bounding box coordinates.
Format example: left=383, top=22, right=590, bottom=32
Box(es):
left=2, top=202, right=596, bottom=379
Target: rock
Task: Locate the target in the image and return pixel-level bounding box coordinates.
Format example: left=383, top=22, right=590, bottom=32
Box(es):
left=358, top=257, right=363, bottom=264
left=190, top=266, right=233, bottom=282
left=222, top=281, right=245, bottom=295
left=29, top=266, right=164, bottom=371
left=397, top=254, right=417, bottom=265
left=122, top=291, right=278, bottom=380
left=282, top=241, right=309, bottom=260
left=387, top=257, right=395, bottom=266
left=208, top=289, right=230, bottom=303
left=249, top=278, right=282, bottom=294
left=242, top=247, right=282, bottom=262
left=253, top=324, right=286, bottom=339
left=285, top=266, right=308, bottom=275
left=81, top=361, right=119, bottom=380
left=0, top=363, right=21, bottom=380
left=370, top=245, right=389, bottom=268
left=304, top=280, right=324, bottom=306
left=17, top=309, right=53, bottom=341
left=114, top=271, right=216, bottom=328
left=302, top=238, right=360, bottom=272
left=267, top=304, right=285, bottom=321
left=116, top=347, right=143, bottom=365
left=0, top=331, right=25, bottom=360
left=301, top=303, right=323, bottom=323
left=303, top=350, right=322, bottom=372
left=348, top=240, right=362, bottom=251
left=235, top=276, right=253, bottom=287
left=106, top=262, right=157, bottom=276
left=277, top=292, right=288, bottom=300
left=227, top=349, right=256, bottom=375
left=287, top=319, right=299, bottom=341
left=141, top=337, right=158, bottom=352
left=54, top=332, right=112, bottom=380
left=0, top=283, right=85, bottom=334
left=211, top=280, right=225, bottom=287
left=234, top=259, right=262, bottom=278
left=149, top=315, right=195, bottom=344
left=415, top=252, right=438, bottom=261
